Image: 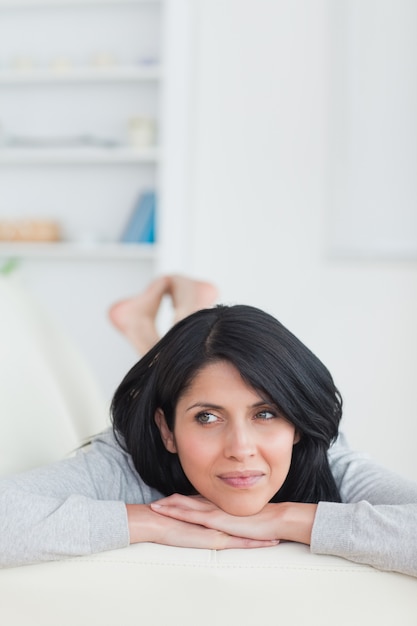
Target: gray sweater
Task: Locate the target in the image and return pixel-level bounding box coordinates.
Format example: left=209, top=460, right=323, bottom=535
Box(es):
left=0, top=429, right=416, bottom=575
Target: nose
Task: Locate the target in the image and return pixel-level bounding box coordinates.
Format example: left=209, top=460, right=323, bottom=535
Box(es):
left=223, top=422, right=256, bottom=461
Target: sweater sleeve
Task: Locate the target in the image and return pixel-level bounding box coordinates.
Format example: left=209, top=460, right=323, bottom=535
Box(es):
left=0, top=430, right=155, bottom=568
left=311, top=433, right=417, bottom=577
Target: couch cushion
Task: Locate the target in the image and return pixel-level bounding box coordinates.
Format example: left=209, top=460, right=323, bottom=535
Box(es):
left=0, top=542, right=415, bottom=626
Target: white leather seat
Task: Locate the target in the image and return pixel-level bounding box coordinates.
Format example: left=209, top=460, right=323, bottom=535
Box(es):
left=0, top=272, right=108, bottom=476
left=0, top=542, right=416, bottom=626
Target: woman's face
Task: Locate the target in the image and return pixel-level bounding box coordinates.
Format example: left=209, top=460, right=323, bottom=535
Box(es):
left=156, top=360, right=299, bottom=516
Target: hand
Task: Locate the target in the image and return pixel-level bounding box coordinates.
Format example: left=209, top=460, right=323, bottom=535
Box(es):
left=126, top=503, right=280, bottom=550
left=150, top=495, right=318, bottom=545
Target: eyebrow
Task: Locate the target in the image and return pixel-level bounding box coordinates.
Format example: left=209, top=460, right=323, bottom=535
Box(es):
left=185, top=400, right=272, bottom=412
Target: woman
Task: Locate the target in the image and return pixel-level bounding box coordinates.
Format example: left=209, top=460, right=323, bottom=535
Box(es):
left=0, top=276, right=416, bottom=575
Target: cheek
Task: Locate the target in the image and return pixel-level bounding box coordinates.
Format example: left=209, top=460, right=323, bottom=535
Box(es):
left=175, top=447, right=215, bottom=496
left=174, top=434, right=214, bottom=474
left=266, top=431, right=296, bottom=467
left=174, top=431, right=227, bottom=497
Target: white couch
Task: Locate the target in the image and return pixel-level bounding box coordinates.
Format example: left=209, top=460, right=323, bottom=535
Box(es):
left=1, top=542, right=416, bottom=626
left=1, top=273, right=416, bottom=625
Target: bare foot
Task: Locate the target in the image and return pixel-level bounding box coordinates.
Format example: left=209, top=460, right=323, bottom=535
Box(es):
left=108, top=276, right=170, bottom=355
left=168, top=275, right=219, bottom=324
left=109, top=275, right=219, bottom=355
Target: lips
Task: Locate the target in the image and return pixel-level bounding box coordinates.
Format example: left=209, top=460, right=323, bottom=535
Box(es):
left=217, top=471, right=265, bottom=488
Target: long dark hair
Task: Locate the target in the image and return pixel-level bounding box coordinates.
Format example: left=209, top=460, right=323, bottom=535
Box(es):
left=112, top=304, right=342, bottom=503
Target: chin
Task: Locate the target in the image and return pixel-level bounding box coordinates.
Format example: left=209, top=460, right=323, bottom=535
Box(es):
left=218, top=499, right=267, bottom=517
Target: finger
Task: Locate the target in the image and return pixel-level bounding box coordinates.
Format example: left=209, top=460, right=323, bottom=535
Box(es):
left=154, top=513, right=280, bottom=550
left=152, top=503, right=279, bottom=542
left=151, top=501, right=217, bottom=524
left=167, top=527, right=279, bottom=550
left=156, top=494, right=214, bottom=509
left=152, top=503, right=261, bottom=541
left=152, top=495, right=215, bottom=513
left=212, top=535, right=280, bottom=550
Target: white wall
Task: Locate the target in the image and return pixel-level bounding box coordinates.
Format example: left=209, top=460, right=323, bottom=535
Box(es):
left=187, top=0, right=417, bottom=480
left=2, top=0, right=416, bottom=481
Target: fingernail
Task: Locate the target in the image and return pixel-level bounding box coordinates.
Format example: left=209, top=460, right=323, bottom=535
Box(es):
left=151, top=503, right=162, bottom=509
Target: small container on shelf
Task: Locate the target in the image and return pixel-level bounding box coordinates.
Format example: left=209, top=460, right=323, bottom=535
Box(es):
left=50, top=57, right=73, bottom=74
left=90, top=52, right=117, bottom=69
left=128, top=116, right=156, bottom=149
left=0, top=218, right=61, bottom=242
left=11, top=56, right=36, bottom=71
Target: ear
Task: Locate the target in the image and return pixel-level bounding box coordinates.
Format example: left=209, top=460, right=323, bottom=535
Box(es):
left=154, top=409, right=177, bottom=454
left=293, top=429, right=301, bottom=445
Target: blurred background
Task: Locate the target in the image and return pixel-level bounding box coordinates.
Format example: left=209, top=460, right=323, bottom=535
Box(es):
left=1, top=0, right=416, bottom=479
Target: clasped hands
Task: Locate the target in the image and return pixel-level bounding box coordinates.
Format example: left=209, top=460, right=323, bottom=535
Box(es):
left=126, top=494, right=317, bottom=550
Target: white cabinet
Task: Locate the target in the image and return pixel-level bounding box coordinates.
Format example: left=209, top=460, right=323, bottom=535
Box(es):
left=0, top=0, right=193, bottom=394
left=0, top=0, right=191, bottom=268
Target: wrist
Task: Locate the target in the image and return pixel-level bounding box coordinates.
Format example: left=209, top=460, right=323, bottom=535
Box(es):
left=126, top=504, right=160, bottom=544
left=278, top=502, right=318, bottom=545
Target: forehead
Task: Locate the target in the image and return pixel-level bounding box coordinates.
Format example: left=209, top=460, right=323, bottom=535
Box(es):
left=178, top=360, right=261, bottom=402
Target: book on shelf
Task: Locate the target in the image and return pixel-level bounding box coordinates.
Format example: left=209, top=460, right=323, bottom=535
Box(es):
left=121, top=191, right=156, bottom=244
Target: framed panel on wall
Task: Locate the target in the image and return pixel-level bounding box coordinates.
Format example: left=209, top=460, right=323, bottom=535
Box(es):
left=326, top=0, right=417, bottom=260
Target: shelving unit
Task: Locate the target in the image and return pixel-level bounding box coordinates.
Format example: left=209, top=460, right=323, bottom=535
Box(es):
left=0, top=65, right=162, bottom=84
left=0, top=241, right=157, bottom=260
left=0, top=0, right=190, bottom=267
left=0, top=0, right=158, bottom=8
left=0, top=0, right=192, bottom=395
left=0, top=147, right=160, bottom=165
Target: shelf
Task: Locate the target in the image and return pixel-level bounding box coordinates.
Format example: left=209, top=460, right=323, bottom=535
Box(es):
left=0, top=65, right=162, bottom=84
left=0, top=0, right=160, bottom=8
left=0, top=146, right=160, bottom=165
left=0, top=241, right=158, bottom=260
